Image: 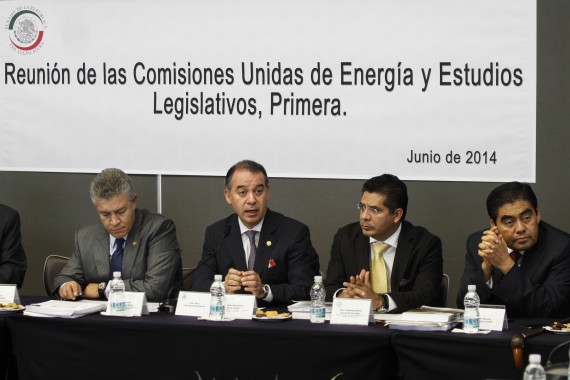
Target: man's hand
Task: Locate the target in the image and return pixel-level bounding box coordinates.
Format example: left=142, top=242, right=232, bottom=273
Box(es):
left=240, top=270, right=265, bottom=299
left=58, top=281, right=83, bottom=300
left=224, top=268, right=265, bottom=298
left=341, top=269, right=382, bottom=309
left=478, top=227, right=515, bottom=275
left=224, top=268, right=244, bottom=294
left=83, top=283, right=100, bottom=299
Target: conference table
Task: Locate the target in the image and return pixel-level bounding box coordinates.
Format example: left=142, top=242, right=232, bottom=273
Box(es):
left=6, top=297, right=397, bottom=380
left=3, top=298, right=570, bottom=380
left=394, top=318, right=570, bottom=380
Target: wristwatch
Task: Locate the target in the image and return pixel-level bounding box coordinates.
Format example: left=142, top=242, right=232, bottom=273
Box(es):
left=375, top=294, right=389, bottom=312
left=98, top=282, right=107, bottom=298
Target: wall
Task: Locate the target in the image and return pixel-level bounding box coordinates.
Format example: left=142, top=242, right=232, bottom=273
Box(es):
left=1, top=0, right=568, bottom=307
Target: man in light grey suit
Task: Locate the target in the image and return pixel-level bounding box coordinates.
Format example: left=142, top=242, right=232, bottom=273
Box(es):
left=53, top=168, right=182, bottom=302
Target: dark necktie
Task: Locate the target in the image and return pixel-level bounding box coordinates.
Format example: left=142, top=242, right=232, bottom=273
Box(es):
left=110, top=238, right=125, bottom=279
left=245, top=230, right=257, bottom=271
left=509, top=250, right=522, bottom=265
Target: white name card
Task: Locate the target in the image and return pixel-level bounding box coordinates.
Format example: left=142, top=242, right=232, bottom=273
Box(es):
left=479, top=304, right=508, bottom=331
left=330, top=298, right=372, bottom=326
left=0, top=284, right=20, bottom=304
left=175, top=291, right=211, bottom=317
left=225, top=294, right=257, bottom=319
left=105, top=292, right=149, bottom=317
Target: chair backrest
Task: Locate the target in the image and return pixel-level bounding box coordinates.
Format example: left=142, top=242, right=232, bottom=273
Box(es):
left=439, top=273, right=450, bottom=307
left=182, top=267, right=196, bottom=290
left=43, top=255, right=70, bottom=296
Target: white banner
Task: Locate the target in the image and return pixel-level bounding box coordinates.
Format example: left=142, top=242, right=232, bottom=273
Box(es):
left=0, top=0, right=536, bottom=181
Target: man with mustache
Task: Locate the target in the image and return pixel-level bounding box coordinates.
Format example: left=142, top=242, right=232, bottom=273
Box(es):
left=53, top=168, right=183, bottom=302
left=324, top=174, right=443, bottom=312
left=191, top=160, right=320, bottom=306
left=457, top=182, right=570, bottom=317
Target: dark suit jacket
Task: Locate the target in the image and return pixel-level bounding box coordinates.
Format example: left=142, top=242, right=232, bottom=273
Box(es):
left=191, top=209, right=320, bottom=306
left=456, top=221, right=570, bottom=317
left=324, top=220, right=443, bottom=312
left=53, top=208, right=182, bottom=302
left=0, top=204, right=27, bottom=288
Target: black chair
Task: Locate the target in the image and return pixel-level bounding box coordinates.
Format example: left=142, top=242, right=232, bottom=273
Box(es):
left=42, top=255, right=69, bottom=296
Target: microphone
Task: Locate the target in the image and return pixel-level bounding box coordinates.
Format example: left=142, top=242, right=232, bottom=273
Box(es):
left=159, top=222, right=231, bottom=313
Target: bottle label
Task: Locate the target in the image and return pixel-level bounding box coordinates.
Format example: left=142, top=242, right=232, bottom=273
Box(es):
left=464, top=317, right=479, bottom=329
left=311, top=306, right=326, bottom=318
left=210, top=305, right=225, bottom=315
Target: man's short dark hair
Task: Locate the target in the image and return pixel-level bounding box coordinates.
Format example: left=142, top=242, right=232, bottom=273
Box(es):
left=486, top=182, right=538, bottom=222
left=362, top=174, right=408, bottom=220
left=225, top=160, right=269, bottom=190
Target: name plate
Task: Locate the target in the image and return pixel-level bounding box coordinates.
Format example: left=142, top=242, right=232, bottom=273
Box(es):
left=330, top=298, right=372, bottom=326
left=0, top=284, right=20, bottom=304
left=105, top=292, right=149, bottom=317
left=225, top=294, right=257, bottom=319
left=175, top=291, right=210, bottom=317
left=479, top=304, right=508, bottom=331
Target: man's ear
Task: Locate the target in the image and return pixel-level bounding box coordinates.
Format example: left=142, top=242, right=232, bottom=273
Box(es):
left=224, top=189, right=232, bottom=205
left=393, top=208, right=404, bottom=224
left=489, top=217, right=496, bottom=227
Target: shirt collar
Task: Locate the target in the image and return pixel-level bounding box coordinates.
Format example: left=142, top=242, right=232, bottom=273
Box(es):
left=109, top=235, right=128, bottom=251
left=238, top=218, right=264, bottom=235
left=369, top=223, right=402, bottom=248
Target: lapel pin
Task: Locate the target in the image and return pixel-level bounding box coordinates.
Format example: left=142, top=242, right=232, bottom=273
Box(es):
left=132, top=241, right=137, bottom=246
left=266, top=241, right=272, bottom=247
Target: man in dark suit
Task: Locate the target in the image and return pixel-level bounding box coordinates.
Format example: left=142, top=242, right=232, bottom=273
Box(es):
left=191, top=160, right=319, bottom=306
left=457, top=182, right=570, bottom=317
left=54, top=168, right=182, bottom=302
left=0, top=204, right=27, bottom=288
left=324, top=174, right=443, bottom=313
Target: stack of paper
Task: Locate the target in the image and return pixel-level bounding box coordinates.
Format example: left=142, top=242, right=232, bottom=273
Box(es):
left=377, top=306, right=463, bottom=331
left=25, top=300, right=107, bottom=318
left=288, top=301, right=333, bottom=320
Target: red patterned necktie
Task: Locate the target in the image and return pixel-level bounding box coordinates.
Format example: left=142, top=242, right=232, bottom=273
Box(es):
left=509, top=250, right=521, bottom=264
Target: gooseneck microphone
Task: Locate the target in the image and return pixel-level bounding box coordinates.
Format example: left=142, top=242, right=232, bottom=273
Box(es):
left=159, top=222, right=231, bottom=313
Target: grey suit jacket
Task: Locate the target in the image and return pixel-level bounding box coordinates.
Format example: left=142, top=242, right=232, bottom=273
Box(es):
left=53, top=208, right=182, bottom=302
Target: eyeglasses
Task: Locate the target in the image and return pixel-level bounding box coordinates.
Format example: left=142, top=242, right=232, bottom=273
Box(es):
left=356, top=203, right=381, bottom=216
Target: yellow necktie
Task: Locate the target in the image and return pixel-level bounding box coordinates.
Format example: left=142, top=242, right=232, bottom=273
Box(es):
left=371, top=241, right=390, bottom=294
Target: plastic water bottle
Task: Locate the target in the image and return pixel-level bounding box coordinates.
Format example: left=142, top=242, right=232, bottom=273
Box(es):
left=523, top=354, right=546, bottom=380
left=463, top=284, right=480, bottom=333
left=209, top=274, right=225, bottom=321
left=109, top=271, right=126, bottom=315
left=310, top=275, right=326, bottom=323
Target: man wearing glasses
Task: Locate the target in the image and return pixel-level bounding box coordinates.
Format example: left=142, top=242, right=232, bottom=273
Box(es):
left=324, top=174, right=443, bottom=312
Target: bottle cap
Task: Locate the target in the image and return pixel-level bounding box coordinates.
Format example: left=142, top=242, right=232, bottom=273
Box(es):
left=214, top=274, right=223, bottom=281
left=467, top=284, right=476, bottom=291
left=528, top=354, right=541, bottom=364
left=314, top=275, right=323, bottom=282
left=113, top=271, right=121, bottom=278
